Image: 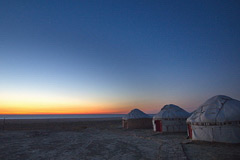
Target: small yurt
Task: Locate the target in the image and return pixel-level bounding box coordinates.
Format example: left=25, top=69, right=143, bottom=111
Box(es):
left=153, top=104, right=190, bottom=133
left=187, top=95, right=240, bottom=143
left=122, top=109, right=152, bottom=129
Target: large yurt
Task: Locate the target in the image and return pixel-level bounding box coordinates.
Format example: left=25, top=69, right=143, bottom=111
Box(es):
left=122, top=109, right=152, bottom=129
left=187, top=95, right=240, bottom=143
left=153, top=104, right=190, bottom=133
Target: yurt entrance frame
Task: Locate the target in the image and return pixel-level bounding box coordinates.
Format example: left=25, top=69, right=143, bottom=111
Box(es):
left=187, top=124, right=192, bottom=139
left=155, top=120, right=162, bottom=132
left=122, top=120, right=128, bottom=129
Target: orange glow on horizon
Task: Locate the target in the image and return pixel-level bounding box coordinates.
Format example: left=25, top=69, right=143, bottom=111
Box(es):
left=0, top=102, right=130, bottom=115
left=0, top=110, right=127, bottom=115
left=0, top=91, right=132, bottom=114
left=0, top=91, right=168, bottom=115
left=0, top=105, right=129, bottom=115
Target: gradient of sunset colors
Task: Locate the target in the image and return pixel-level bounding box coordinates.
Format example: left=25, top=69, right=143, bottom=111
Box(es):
left=1, top=0, right=240, bottom=114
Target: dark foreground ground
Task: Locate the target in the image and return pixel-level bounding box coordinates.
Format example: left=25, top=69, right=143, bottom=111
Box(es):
left=0, top=118, right=240, bottom=160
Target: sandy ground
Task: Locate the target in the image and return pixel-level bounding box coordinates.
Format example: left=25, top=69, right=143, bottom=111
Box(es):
left=0, top=118, right=240, bottom=160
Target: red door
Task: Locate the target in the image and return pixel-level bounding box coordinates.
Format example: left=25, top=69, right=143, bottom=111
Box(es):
left=155, top=120, right=162, bottom=132
left=188, top=124, right=192, bottom=139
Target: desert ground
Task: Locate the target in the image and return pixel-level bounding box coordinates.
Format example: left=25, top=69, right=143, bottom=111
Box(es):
left=0, top=118, right=240, bottom=160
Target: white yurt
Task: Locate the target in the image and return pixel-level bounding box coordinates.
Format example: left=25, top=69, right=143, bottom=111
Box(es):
left=153, top=104, right=190, bottom=133
left=122, top=109, right=152, bottom=129
left=187, top=95, right=240, bottom=143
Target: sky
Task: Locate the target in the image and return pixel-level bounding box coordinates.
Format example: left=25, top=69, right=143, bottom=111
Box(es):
left=0, top=0, right=240, bottom=114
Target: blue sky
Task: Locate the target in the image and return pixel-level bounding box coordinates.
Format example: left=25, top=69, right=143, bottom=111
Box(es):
left=0, top=0, right=240, bottom=113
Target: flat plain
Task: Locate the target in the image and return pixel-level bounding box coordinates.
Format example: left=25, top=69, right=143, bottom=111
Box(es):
left=0, top=118, right=239, bottom=160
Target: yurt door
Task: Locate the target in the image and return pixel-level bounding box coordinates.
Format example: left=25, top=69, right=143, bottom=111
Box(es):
left=155, top=120, right=162, bottom=132
left=187, top=124, right=192, bottom=139
left=124, top=120, right=128, bottom=129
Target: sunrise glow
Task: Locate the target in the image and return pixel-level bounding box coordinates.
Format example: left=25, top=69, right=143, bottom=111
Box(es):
left=0, top=0, right=240, bottom=115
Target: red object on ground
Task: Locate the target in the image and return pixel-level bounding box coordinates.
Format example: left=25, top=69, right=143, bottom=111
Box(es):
left=155, top=120, right=162, bottom=132
left=188, top=124, right=192, bottom=139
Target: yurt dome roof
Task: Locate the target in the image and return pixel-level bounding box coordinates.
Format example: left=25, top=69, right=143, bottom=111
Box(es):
left=187, top=95, right=240, bottom=123
left=153, top=104, right=190, bottom=119
left=123, top=109, right=151, bottom=120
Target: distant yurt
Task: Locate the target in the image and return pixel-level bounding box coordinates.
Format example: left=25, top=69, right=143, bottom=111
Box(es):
left=122, top=109, right=152, bottom=129
left=153, top=104, right=190, bottom=133
left=187, top=95, right=240, bottom=143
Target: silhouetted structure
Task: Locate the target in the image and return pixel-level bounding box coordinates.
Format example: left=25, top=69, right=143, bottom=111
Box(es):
left=122, top=109, right=152, bottom=129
